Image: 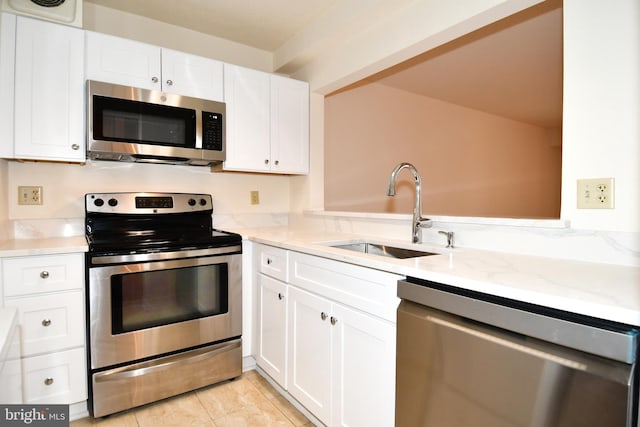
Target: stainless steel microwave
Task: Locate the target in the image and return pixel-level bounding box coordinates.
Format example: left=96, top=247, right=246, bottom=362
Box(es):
left=86, top=80, right=225, bottom=166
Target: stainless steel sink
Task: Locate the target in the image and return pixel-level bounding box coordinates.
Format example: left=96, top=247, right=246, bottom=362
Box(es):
left=327, top=242, right=438, bottom=259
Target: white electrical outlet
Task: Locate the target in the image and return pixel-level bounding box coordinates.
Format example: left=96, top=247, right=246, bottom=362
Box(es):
left=577, top=178, right=614, bottom=209
left=250, top=190, right=260, bottom=205
left=18, top=186, right=43, bottom=205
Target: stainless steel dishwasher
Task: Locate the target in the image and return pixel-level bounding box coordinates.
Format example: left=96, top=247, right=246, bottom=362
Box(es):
left=396, top=278, right=639, bottom=427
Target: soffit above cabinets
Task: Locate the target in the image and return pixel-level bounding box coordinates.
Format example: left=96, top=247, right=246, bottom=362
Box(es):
left=84, top=0, right=338, bottom=52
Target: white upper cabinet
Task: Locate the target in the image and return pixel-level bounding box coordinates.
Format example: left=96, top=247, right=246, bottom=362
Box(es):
left=270, top=74, right=310, bottom=174
left=0, top=13, right=16, bottom=159
left=223, top=64, right=271, bottom=171
left=85, top=31, right=224, bottom=102
left=13, top=15, right=85, bottom=162
left=222, top=63, right=309, bottom=174
left=160, top=48, right=224, bottom=101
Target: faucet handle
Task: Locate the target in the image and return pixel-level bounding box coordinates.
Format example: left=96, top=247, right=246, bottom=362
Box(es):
left=438, top=231, right=454, bottom=248
left=418, top=218, right=432, bottom=228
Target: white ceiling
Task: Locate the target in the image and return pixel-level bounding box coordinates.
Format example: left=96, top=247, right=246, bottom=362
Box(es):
left=85, top=0, right=563, bottom=128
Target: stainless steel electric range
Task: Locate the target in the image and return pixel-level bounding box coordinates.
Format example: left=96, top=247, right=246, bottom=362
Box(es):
left=84, top=192, right=242, bottom=417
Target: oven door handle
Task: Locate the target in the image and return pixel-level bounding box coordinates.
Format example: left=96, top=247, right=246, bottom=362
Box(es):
left=94, top=340, right=241, bottom=382
left=90, top=245, right=242, bottom=265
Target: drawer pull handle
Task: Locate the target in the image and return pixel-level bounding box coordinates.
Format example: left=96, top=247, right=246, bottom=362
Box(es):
left=330, top=316, right=338, bottom=325
left=278, top=293, right=284, bottom=300
left=40, top=271, right=50, bottom=279
left=321, top=312, right=328, bottom=321
left=42, top=319, right=52, bottom=327
left=266, top=258, right=272, bottom=265
left=44, top=377, right=54, bottom=386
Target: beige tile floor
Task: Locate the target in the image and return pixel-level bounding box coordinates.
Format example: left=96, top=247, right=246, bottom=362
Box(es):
left=71, top=370, right=314, bottom=427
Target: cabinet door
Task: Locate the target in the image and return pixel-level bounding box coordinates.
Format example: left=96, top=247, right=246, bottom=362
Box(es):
left=85, top=31, right=161, bottom=90
left=14, top=16, right=84, bottom=161
left=331, top=303, right=396, bottom=427
left=270, top=75, right=309, bottom=174
left=256, top=274, right=287, bottom=387
left=222, top=63, right=270, bottom=172
left=0, top=13, right=16, bottom=158
left=287, top=286, right=332, bottom=424
left=161, top=48, right=223, bottom=101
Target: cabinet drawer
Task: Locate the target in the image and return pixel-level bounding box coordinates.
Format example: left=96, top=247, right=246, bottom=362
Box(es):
left=3, top=253, right=84, bottom=297
left=289, top=251, right=402, bottom=322
left=22, top=347, right=87, bottom=404
left=257, top=244, right=288, bottom=282
left=12, top=291, right=85, bottom=356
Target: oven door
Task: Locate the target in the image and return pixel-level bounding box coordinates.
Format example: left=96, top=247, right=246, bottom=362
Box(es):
left=88, top=252, right=241, bottom=370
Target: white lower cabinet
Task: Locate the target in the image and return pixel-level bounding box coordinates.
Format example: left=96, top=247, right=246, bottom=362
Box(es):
left=254, top=243, right=400, bottom=426
left=22, top=347, right=86, bottom=404
left=287, top=286, right=396, bottom=427
left=330, top=302, right=396, bottom=427
left=287, top=286, right=333, bottom=422
left=256, top=274, right=288, bottom=386
left=1, top=253, right=87, bottom=405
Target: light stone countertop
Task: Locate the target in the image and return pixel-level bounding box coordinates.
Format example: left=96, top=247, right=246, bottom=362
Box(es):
left=0, top=236, right=88, bottom=257
left=234, top=226, right=640, bottom=327
left=1, top=230, right=638, bottom=327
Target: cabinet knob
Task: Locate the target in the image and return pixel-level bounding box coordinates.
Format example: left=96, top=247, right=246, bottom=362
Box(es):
left=274, top=160, right=279, bottom=166
left=71, top=144, right=79, bottom=150
left=151, top=76, right=159, bottom=83
left=278, top=293, right=284, bottom=300
left=40, top=271, right=49, bottom=279
left=266, top=258, right=272, bottom=265
left=264, top=159, right=269, bottom=165
left=42, top=319, right=52, bottom=327
left=166, top=79, right=173, bottom=86
left=330, top=316, right=338, bottom=325
left=44, top=377, right=54, bottom=386
left=320, top=312, right=328, bottom=321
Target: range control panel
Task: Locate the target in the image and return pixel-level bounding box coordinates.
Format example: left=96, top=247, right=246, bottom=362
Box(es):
left=85, top=192, right=212, bottom=214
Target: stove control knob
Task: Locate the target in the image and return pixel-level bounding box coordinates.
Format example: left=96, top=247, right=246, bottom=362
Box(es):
left=188, top=198, right=196, bottom=206
left=108, top=198, right=118, bottom=207
left=94, top=198, right=104, bottom=207
left=199, top=198, right=207, bottom=206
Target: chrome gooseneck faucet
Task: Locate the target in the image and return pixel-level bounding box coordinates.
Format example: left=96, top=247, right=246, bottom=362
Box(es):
left=386, top=162, right=432, bottom=243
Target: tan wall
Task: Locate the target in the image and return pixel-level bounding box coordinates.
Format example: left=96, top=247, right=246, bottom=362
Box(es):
left=324, top=83, right=561, bottom=218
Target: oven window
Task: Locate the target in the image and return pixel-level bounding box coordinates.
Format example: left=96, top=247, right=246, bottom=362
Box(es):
left=111, top=264, right=229, bottom=334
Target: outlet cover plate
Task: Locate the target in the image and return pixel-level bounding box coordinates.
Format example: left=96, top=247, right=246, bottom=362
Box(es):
left=577, top=178, right=614, bottom=209
left=250, top=190, right=260, bottom=205
left=18, top=186, right=43, bottom=205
